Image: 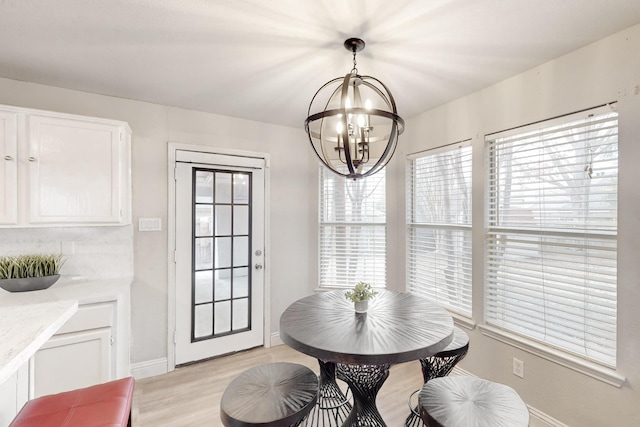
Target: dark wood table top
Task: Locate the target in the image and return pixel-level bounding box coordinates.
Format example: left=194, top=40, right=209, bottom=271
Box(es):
left=280, top=290, right=453, bottom=365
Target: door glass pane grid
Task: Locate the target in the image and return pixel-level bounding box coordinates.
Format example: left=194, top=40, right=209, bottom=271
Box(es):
left=191, top=168, right=252, bottom=342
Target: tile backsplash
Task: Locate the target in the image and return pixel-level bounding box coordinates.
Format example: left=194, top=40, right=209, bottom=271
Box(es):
left=0, top=226, right=134, bottom=280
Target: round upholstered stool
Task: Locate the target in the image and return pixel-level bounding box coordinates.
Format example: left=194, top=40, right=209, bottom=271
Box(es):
left=220, top=362, right=318, bottom=427
left=418, top=376, right=529, bottom=427
left=405, top=326, right=469, bottom=427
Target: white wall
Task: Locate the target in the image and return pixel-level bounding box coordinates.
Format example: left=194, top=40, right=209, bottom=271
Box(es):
left=0, top=79, right=317, bottom=366
left=399, top=23, right=640, bottom=426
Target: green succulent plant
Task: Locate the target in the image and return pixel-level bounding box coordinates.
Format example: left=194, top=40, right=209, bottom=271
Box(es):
left=0, top=254, right=64, bottom=280
left=344, top=281, right=378, bottom=303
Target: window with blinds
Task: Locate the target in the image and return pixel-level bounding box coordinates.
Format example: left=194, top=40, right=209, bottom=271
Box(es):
left=319, top=167, right=386, bottom=288
left=485, top=106, right=618, bottom=366
left=407, top=144, right=472, bottom=316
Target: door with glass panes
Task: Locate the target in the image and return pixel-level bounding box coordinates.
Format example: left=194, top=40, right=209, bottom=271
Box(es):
left=175, top=152, right=264, bottom=365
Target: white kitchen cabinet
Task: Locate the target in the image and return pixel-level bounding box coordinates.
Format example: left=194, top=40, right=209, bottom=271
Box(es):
left=30, top=301, right=121, bottom=398
left=0, top=104, right=131, bottom=227
left=0, top=364, right=28, bottom=427
left=0, top=280, right=130, bottom=424
left=0, top=111, right=18, bottom=224
left=32, top=329, right=112, bottom=398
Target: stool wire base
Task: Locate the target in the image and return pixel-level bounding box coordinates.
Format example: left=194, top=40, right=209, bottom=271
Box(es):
left=303, top=360, right=352, bottom=426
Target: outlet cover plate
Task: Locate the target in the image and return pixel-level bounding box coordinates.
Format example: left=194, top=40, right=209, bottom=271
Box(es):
left=513, top=357, right=524, bottom=378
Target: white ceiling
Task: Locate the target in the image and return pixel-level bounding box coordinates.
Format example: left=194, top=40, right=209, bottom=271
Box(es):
left=1, top=0, right=639, bottom=129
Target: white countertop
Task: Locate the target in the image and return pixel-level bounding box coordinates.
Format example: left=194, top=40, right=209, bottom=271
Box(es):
left=0, top=299, right=78, bottom=384
left=0, top=276, right=133, bottom=307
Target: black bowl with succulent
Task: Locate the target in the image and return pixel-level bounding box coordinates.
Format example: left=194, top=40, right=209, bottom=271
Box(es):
left=0, top=254, right=65, bottom=293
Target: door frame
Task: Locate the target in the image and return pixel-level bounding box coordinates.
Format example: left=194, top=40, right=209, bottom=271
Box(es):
left=167, top=142, right=271, bottom=372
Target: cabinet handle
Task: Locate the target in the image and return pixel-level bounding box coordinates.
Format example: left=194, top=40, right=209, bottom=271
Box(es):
left=28, top=156, right=37, bottom=162
left=4, top=155, right=13, bottom=161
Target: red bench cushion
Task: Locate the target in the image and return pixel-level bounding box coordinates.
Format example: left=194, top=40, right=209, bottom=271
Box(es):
left=10, top=377, right=134, bottom=427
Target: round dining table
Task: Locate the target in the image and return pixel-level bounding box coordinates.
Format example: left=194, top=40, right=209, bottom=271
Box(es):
left=280, top=290, right=454, bottom=427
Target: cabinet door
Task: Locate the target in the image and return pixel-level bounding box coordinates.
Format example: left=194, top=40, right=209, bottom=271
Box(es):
left=0, top=364, right=29, bottom=426
left=32, top=328, right=112, bottom=398
left=27, top=115, right=123, bottom=224
left=0, top=111, right=18, bottom=224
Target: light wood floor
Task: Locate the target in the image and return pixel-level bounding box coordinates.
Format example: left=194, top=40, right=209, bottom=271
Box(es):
left=133, top=344, right=425, bottom=426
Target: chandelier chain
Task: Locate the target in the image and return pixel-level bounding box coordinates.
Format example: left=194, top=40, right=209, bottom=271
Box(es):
left=351, top=50, right=358, bottom=74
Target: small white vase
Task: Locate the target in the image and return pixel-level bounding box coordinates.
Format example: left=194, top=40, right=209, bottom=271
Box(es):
left=354, top=300, right=368, bottom=313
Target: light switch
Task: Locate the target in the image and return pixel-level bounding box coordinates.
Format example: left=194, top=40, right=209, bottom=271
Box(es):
left=139, top=218, right=162, bottom=232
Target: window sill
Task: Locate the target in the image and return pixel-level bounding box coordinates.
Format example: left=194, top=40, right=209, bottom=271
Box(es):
left=449, top=311, right=476, bottom=331
left=314, top=286, right=387, bottom=293
left=478, top=324, right=626, bottom=387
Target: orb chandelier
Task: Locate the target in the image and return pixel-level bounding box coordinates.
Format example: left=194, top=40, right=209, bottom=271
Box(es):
left=304, top=38, right=405, bottom=180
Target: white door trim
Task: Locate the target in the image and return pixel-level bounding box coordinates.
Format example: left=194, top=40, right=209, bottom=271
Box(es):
left=167, top=142, right=271, bottom=372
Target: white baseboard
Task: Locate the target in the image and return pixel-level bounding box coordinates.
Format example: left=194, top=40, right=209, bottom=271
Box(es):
left=528, top=407, right=570, bottom=427
left=270, top=331, right=283, bottom=346
left=451, top=367, right=567, bottom=427
left=130, top=358, right=168, bottom=380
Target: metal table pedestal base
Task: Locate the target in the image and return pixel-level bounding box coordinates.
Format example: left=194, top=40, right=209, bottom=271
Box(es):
left=337, top=363, right=390, bottom=427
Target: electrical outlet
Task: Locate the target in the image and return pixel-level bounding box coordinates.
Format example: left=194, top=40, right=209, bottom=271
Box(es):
left=513, top=357, right=524, bottom=378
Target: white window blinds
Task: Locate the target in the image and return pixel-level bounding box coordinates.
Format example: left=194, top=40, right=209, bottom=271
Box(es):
left=407, top=145, right=472, bottom=316
left=319, top=167, right=386, bottom=288
left=485, top=106, right=618, bottom=366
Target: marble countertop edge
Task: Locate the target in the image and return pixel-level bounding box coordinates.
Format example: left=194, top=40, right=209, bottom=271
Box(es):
left=0, top=276, right=133, bottom=307
left=0, top=300, right=78, bottom=384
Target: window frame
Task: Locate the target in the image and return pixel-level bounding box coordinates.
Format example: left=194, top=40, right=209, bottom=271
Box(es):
left=318, top=166, right=387, bottom=289
left=406, top=142, right=473, bottom=317
left=483, top=105, right=619, bottom=369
